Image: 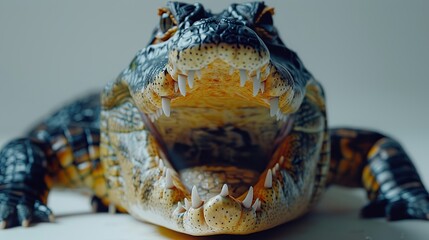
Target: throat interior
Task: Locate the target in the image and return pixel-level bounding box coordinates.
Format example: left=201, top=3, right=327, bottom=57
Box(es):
left=152, top=105, right=285, bottom=198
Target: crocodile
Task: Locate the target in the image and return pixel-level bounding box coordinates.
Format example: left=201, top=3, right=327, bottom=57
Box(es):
left=0, top=1, right=428, bottom=236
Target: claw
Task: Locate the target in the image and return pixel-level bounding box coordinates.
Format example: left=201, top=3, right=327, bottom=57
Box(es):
left=21, top=219, right=30, bottom=227
left=49, top=214, right=55, bottom=223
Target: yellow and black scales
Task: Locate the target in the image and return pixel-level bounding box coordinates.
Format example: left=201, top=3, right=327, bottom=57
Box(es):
left=0, top=1, right=428, bottom=234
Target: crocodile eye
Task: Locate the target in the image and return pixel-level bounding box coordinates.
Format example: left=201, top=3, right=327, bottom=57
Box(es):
left=160, top=13, right=174, bottom=33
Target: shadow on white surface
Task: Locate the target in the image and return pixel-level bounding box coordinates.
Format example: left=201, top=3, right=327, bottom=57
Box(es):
left=1, top=187, right=427, bottom=240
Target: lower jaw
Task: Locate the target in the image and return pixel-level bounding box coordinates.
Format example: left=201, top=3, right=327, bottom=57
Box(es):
left=127, top=155, right=313, bottom=236
left=123, top=137, right=316, bottom=236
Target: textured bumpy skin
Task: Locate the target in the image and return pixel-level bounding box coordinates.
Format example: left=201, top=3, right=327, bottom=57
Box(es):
left=1, top=1, right=429, bottom=236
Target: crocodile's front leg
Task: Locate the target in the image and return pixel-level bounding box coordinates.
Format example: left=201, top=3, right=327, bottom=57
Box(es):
left=0, top=138, right=53, bottom=228
left=0, top=94, right=109, bottom=228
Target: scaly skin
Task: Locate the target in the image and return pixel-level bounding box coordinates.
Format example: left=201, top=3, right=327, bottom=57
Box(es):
left=0, top=2, right=428, bottom=236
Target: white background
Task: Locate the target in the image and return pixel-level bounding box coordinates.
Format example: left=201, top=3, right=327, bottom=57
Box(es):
left=0, top=0, right=428, bottom=239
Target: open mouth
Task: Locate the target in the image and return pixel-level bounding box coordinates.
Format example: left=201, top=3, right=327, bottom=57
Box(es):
left=136, top=44, right=296, bottom=209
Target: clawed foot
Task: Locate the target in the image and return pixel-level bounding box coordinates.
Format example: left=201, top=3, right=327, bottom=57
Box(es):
left=361, top=196, right=429, bottom=221
left=91, top=196, right=122, bottom=214
left=0, top=192, right=54, bottom=229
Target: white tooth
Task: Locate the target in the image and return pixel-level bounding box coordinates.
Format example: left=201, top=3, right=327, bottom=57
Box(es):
left=196, top=70, right=202, bottom=79
left=242, top=186, right=253, bottom=208
left=229, top=67, right=234, bottom=75
left=149, top=114, right=155, bottom=122
left=187, top=70, right=195, bottom=88
left=165, top=169, right=174, bottom=188
left=157, top=108, right=162, bottom=118
left=269, top=98, right=279, bottom=117
left=279, top=156, right=285, bottom=165
left=191, top=186, right=203, bottom=208
left=220, top=184, right=229, bottom=197
left=253, top=76, right=261, bottom=96
left=264, top=169, right=273, bottom=188
left=161, top=97, right=171, bottom=117
left=174, top=82, right=179, bottom=92
left=178, top=74, right=187, bottom=96
left=272, top=167, right=277, bottom=177
left=239, top=69, right=247, bottom=87
left=276, top=111, right=282, bottom=121
left=252, top=198, right=261, bottom=211
left=256, top=69, right=261, bottom=79
left=174, top=202, right=185, bottom=214
left=159, top=159, right=165, bottom=169
left=275, top=163, right=280, bottom=172
left=260, top=82, right=265, bottom=93
left=184, top=198, right=191, bottom=210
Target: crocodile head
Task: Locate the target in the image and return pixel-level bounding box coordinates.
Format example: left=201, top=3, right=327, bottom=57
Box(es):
left=101, top=1, right=319, bottom=236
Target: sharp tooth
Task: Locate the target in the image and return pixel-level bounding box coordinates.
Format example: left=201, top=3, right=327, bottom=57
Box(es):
left=174, top=82, right=179, bottom=92
left=184, top=198, right=191, bottom=210
left=178, top=74, right=187, bottom=96
left=196, top=70, right=202, bottom=79
left=260, top=82, right=265, bottom=93
left=177, top=202, right=183, bottom=209
left=272, top=167, right=277, bottom=177
left=159, top=159, right=165, bottom=169
left=187, top=70, right=195, bottom=88
left=279, top=156, right=284, bottom=165
left=275, top=163, right=280, bottom=172
left=252, top=198, right=261, bottom=211
left=264, top=169, right=273, bottom=188
left=276, top=111, right=282, bottom=121
left=220, top=184, right=229, bottom=197
left=157, top=108, right=162, bottom=118
left=165, top=169, right=174, bottom=188
left=269, top=98, right=279, bottom=117
left=229, top=67, right=234, bottom=75
left=149, top=114, right=155, bottom=122
left=191, top=186, right=203, bottom=208
left=239, top=69, right=247, bottom=87
left=174, top=202, right=185, bottom=214
left=161, top=97, right=171, bottom=117
left=242, top=186, right=253, bottom=208
left=253, top=76, right=261, bottom=96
